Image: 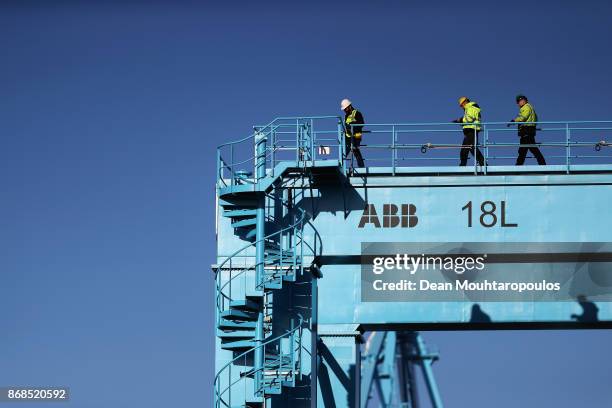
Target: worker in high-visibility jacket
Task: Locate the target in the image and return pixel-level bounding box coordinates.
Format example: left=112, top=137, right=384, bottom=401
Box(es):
left=452, top=96, right=485, bottom=166
left=508, top=94, right=546, bottom=165
left=341, top=98, right=365, bottom=168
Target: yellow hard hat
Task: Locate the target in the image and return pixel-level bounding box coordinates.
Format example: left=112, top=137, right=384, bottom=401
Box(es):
left=458, top=96, right=469, bottom=106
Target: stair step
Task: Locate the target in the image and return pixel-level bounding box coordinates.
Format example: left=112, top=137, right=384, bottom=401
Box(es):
left=265, top=359, right=292, bottom=367
left=224, top=209, right=258, bottom=218
left=264, top=254, right=295, bottom=262
left=218, top=319, right=257, bottom=330
left=220, top=339, right=255, bottom=351
left=263, top=387, right=282, bottom=395
left=218, top=330, right=256, bottom=339
left=232, top=218, right=257, bottom=228
left=264, top=257, right=298, bottom=264
left=264, top=269, right=295, bottom=279
left=264, top=353, right=285, bottom=361
left=264, top=280, right=283, bottom=290
left=229, top=299, right=261, bottom=312
left=246, top=291, right=264, bottom=300
left=228, top=398, right=264, bottom=408
left=243, top=398, right=264, bottom=408
left=230, top=405, right=262, bottom=408
left=219, top=197, right=258, bottom=208
left=245, top=229, right=257, bottom=240
left=264, top=271, right=297, bottom=283
left=221, top=309, right=258, bottom=321
left=264, top=240, right=281, bottom=249
left=229, top=397, right=263, bottom=408
left=282, top=273, right=297, bottom=282
left=263, top=265, right=300, bottom=270
left=264, top=247, right=294, bottom=256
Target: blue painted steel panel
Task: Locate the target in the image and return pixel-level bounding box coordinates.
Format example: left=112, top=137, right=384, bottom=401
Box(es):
left=297, top=172, right=612, bottom=326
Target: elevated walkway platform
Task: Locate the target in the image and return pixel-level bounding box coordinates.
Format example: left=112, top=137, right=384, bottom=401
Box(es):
left=218, top=159, right=343, bottom=197
left=350, top=164, right=612, bottom=177
left=216, top=116, right=612, bottom=190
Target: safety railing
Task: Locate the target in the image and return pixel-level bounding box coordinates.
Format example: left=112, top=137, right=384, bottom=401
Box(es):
left=217, top=116, right=344, bottom=189
left=349, top=120, right=612, bottom=174
left=215, top=200, right=314, bottom=325
left=213, top=315, right=304, bottom=408
left=214, top=195, right=318, bottom=407
left=217, top=118, right=612, bottom=183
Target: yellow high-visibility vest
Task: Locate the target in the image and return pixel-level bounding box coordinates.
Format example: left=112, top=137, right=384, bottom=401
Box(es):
left=345, top=109, right=363, bottom=139
left=461, top=101, right=481, bottom=131
left=515, top=103, right=538, bottom=127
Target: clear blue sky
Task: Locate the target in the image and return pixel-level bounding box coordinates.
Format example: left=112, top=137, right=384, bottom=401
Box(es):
left=1, top=1, right=611, bottom=407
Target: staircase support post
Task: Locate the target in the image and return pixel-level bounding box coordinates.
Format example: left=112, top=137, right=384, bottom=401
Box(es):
left=311, top=268, right=319, bottom=408
left=254, top=132, right=267, bottom=396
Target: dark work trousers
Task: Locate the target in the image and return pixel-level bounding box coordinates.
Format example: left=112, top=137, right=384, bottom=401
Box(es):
left=516, top=126, right=546, bottom=165
left=345, top=136, right=365, bottom=168
left=460, top=128, right=485, bottom=166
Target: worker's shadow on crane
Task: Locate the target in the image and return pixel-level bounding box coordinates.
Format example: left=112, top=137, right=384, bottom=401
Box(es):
left=469, top=304, right=492, bottom=323
left=571, top=295, right=599, bottom=323
left=566, top=242, right=609, bottom=323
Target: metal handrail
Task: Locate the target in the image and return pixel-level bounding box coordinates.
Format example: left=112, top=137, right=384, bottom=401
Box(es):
left=214, top=192, right=312, bottom=406
left=218, top=118, right=612, bottom=187
left=215, top=203, right=309, bottom=312
left=351, top=120, right=612, bottom=174
left=217, top=116, right=344, bottom=189
left=351, top=120, right=612, bottom=126
left=213, top=314, right=305, bottom=408
left=217, top=116, right=340, bottom=150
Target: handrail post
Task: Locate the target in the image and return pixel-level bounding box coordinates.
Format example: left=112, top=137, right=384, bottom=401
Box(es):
left=228, top=365, right=232, bottom=407
left=230, top=144, right=234, bottom=188
left=566, top=123, right=571, bottom=173
left=311, top=270, right=319, bottom=408
left=266, top=126, right=275, bottom=177
left=311, top=118, right=315, bottom=166
left=296, top=119, right=300, bottom=163
left=392, top=125, right=396, bottom=176
left=216, top=149, right=221, bottom=187
left=254, top=131, right=267, bottom=396
left=473, top=126, right=478, bottom=175
left=228, top=258, right=232, bottom=315
left=214, top=378, right=218, bottom=408
left=300, top=219, right=304, bottom=276
left=298, top=323, right=303, bottom=381
left=290, top=318, right=295, bottom=385
left=483, top=125, right=488, bottom=175
left=215, top=272, right=220, bottom=328
left=338, top=119, right=345, bottom=172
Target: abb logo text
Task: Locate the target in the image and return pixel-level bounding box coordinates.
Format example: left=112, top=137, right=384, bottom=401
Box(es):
left=358, top=204, right=418, bottom=228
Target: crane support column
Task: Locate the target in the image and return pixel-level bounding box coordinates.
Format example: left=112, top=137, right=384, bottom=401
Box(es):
left=415, top=333, right=443, bottom=408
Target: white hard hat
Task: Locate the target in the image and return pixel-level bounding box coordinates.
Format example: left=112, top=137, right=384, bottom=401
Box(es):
left=340, top=98, right=352, bottom=110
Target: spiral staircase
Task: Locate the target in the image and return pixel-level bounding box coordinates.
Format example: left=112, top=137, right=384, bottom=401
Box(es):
left=214, top=117, right=343, bottom=408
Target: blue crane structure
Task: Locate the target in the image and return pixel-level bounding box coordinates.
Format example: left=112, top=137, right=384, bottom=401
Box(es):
left=213, top=116, right=612, bottom=407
